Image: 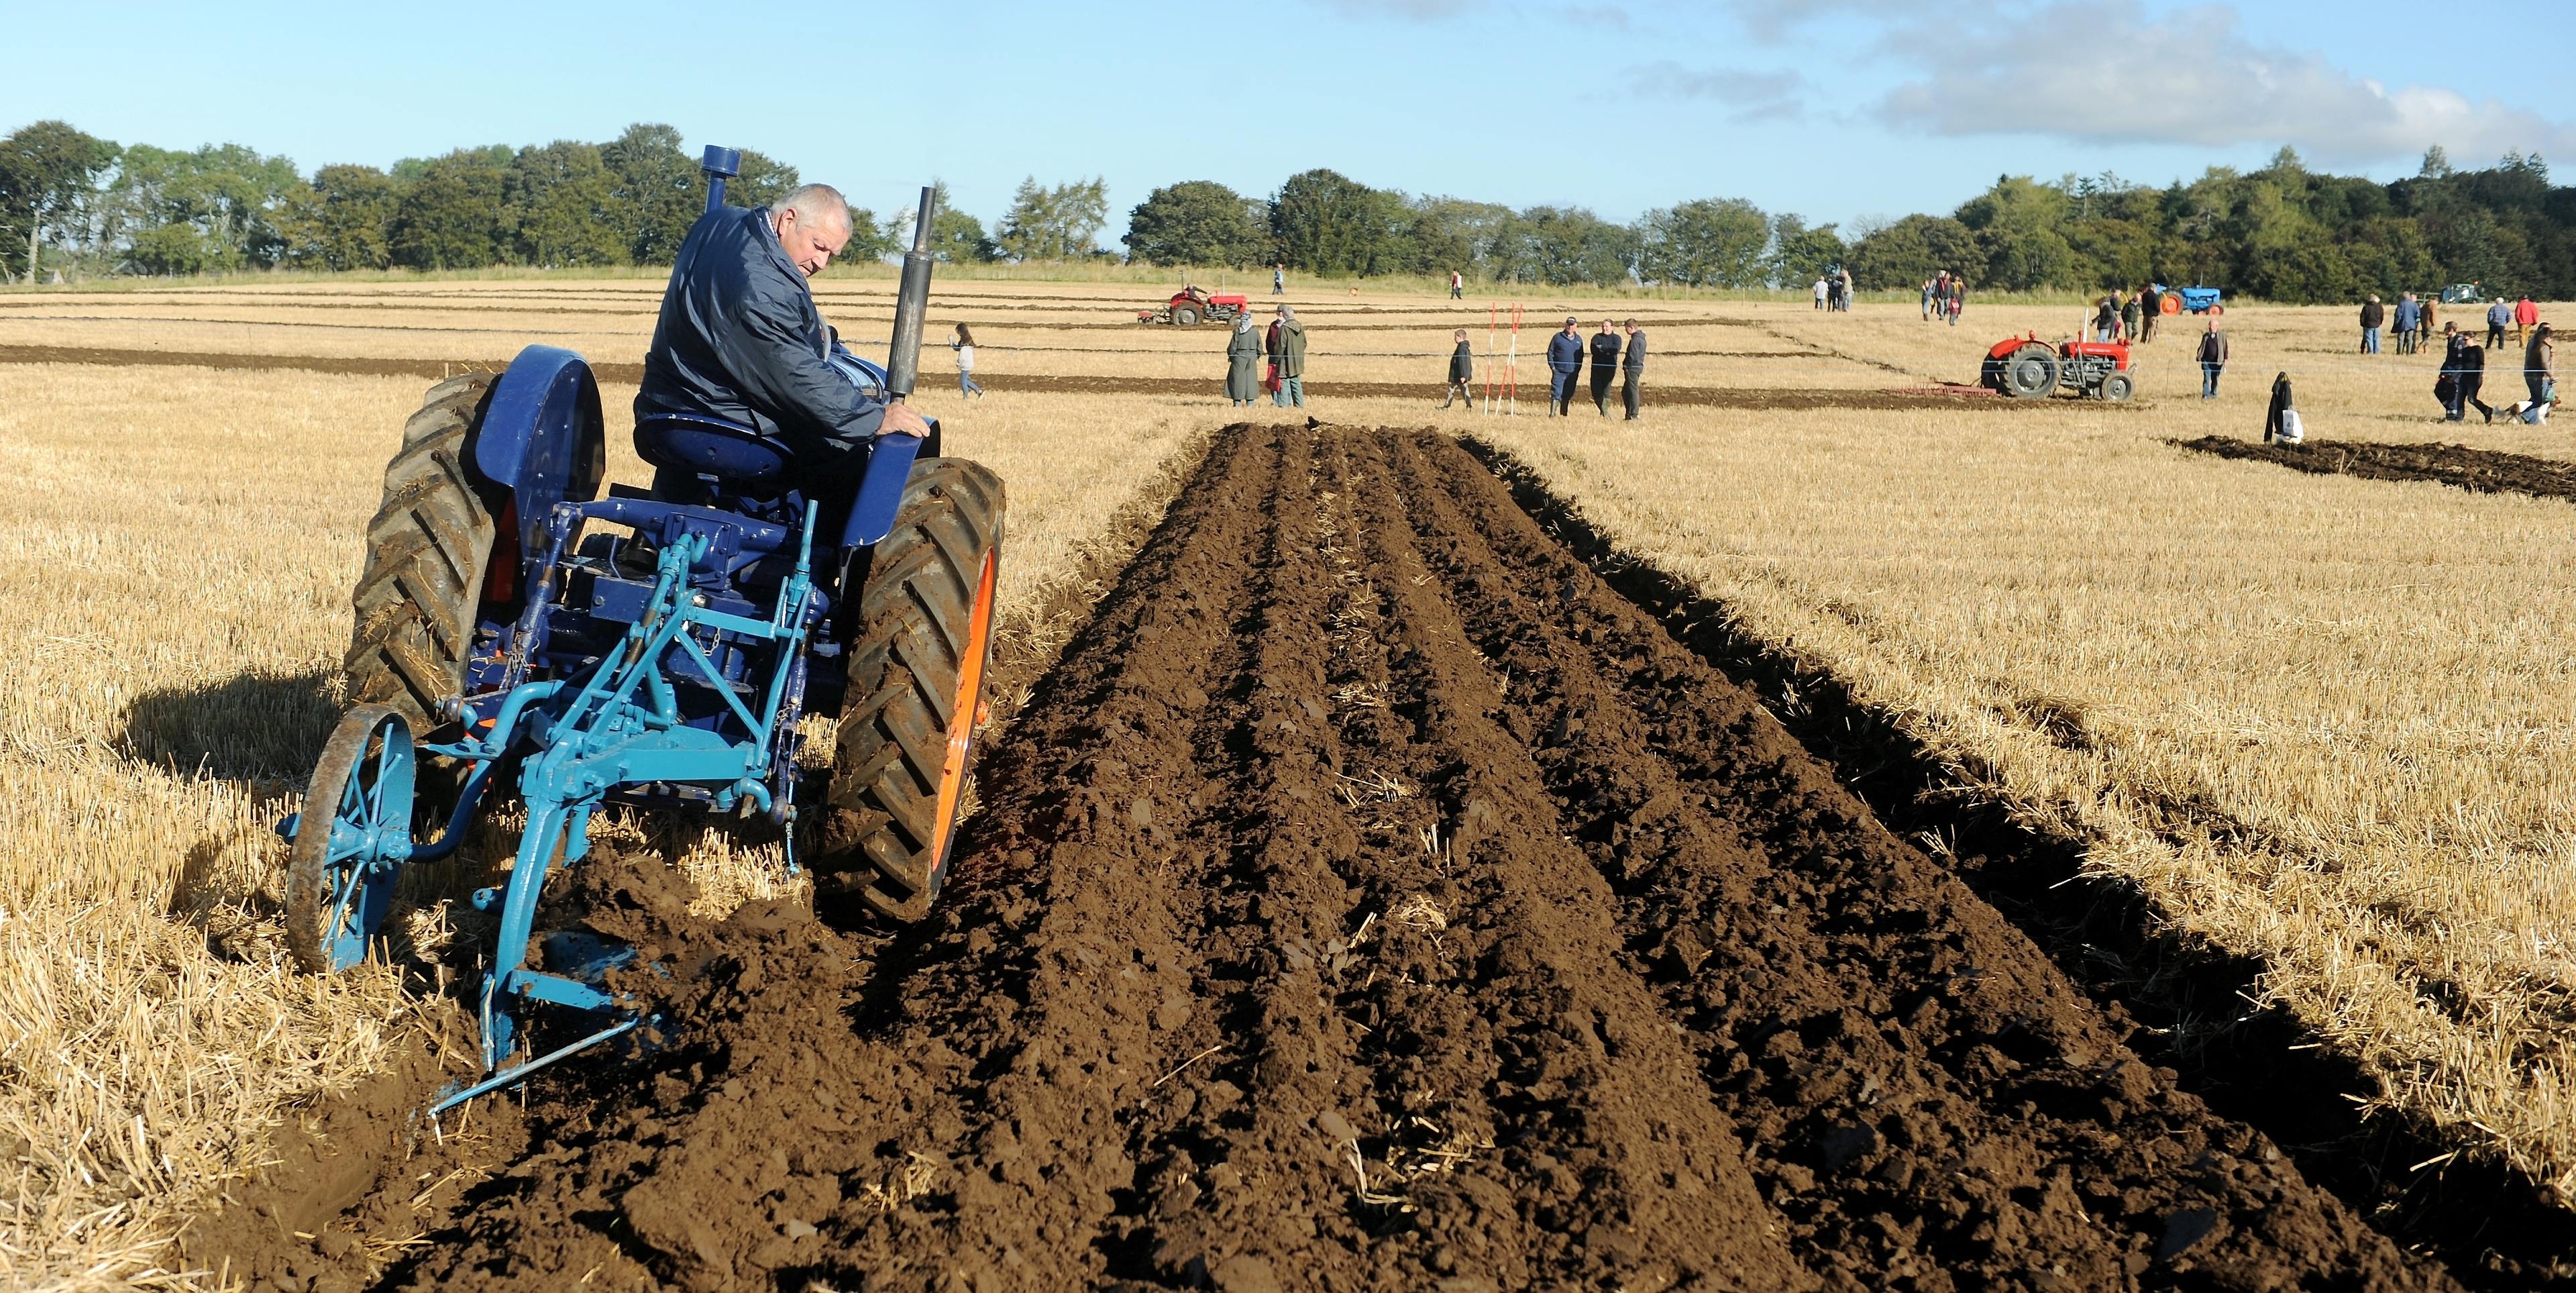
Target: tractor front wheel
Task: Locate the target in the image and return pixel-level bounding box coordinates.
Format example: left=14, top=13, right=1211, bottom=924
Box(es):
left=345, top=372, right=503, bottom=733
left=2102, top=371, right=2135, bottom=403
left=820, top=458, right=1008, bottom=921
left=2002, top=344, right=2059, bottom=399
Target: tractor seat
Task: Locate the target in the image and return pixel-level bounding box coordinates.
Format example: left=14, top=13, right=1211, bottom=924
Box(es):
left=634, top=412, right=792, bottom=486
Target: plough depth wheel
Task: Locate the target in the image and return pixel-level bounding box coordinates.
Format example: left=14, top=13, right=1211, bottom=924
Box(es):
left=285, top=705, right=417, bottom=973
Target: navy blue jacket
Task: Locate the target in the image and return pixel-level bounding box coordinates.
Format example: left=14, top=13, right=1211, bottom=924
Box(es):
left=1589, top=331, right=1622, bottom=372
left=1546, top=329, right=1585, bottom=374
left=637, top=205, right=885, bottom=460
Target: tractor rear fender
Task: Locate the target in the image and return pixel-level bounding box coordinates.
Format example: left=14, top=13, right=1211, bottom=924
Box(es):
left=474, top=345, right=607, bottom=557
left=1986, top=335, right=2039, bottom=360
left=837, top=427, right=934, bottom=551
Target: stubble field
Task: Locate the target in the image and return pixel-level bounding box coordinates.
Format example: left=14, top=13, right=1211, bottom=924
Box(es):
left=1, top=272, right=2571, bottom=1291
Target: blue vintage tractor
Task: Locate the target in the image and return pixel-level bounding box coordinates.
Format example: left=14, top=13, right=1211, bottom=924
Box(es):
left=280, top=152, right=1004, bottom=1110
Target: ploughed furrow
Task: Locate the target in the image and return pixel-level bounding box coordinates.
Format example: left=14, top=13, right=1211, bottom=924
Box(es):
left=292, top=421, right=2453, bottom=1293
left=1378, top=427, right=2452, bottom=1292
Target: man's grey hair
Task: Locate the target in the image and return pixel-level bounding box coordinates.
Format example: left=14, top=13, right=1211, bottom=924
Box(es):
left=1278, top=305, right=1296, bottom=320
left=777, top=184, right=851, bottom=231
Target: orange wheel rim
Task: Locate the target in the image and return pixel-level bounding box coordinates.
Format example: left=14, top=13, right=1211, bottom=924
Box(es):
left=926, top=548, right=999, bottom=881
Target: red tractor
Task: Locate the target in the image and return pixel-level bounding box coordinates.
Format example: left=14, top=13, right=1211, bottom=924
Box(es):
left=1137, top=285, right=1248, bottom=326
left=1980, top=332, right=2137, bottom=401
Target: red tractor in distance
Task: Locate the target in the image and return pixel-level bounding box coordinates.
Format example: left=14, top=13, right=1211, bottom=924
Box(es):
left=1980, top=332, right=2137, bottom=401
left=1137, top=285, right=1248, bottom=326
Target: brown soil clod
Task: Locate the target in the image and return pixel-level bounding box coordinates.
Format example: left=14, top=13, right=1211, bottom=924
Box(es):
left=207, top=423, right=2460, bottom=1292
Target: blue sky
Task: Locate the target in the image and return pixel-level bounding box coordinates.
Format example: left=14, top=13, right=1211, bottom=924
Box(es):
left=9, top=1, right=2573, bottom=240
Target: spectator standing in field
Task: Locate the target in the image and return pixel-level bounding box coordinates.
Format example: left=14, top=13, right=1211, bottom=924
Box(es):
left=1812, top=277, right=1829, bottom=310
left=950, top=323, right=985, bottom=398
left=1546, top=316, right=1585, bottom=415
left=2196, top=317, right=2227, bottom=398
left=2516, top=295, right=2539, bottom=346
left=1273, top=263, right=1285, bottom=296
left=1226, top=311, right=1264, bottom=407
left=2119, top=292, right=2143, bottom=344
left=1589, top=319, right=1622, bottom=415
left=2139, top=284, right=2162, bottom=342
left=2528, top=322, right=2555, bottom=406
left=2443, top=326, right=2491, bottom=421
left=1620, top=318, right=1646, bottom=421
left=2422, top=294, right=2438, bottom=340
left=1268, top=305, right=1307, bottom=408
left=2359, top=295, right=2384, bottom=354
left=1449, top=269, right=1464, bottom=300
left=1945, top=276, right=1965, bottom=325
left=2394, top=293, right=2420, bottom=354
left=1442, top=329, right=1474, bottom=409
left=2094, top=294, right=2119, bottom=343
left=2487, top=299, right=2512, bottom=348
left=1921, top=278, right=1936, bottom=321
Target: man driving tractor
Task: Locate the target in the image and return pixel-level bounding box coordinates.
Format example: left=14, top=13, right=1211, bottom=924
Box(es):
left=636, top=183, right=935, bottom=491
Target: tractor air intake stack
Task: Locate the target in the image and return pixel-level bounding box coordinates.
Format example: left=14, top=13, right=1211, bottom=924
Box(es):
left=700, top=146, right=743, bottom=214
left=886, top=187, right=937, bottom=401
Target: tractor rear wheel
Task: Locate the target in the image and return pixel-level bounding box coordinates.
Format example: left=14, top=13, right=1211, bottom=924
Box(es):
left=1173, top=306, right=1200, bottom=326
left=2002, top=344, right=2059, bottom=399
left=820, top=458, right=1007, bottom=921
left=345, top=372, right=503, bottom=734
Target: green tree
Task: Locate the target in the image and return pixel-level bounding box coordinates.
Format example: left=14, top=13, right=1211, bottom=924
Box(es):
left=0, top=120, right=119, bottom=281
left=903, top=181, right=996, bottom=262
left=281, top=164, right=397, bottom=270
left=1270, top=169, right=1412, bottom=275
left=601, top=123, right=700, bottom=264
left=110, top=142, right=300, bottom=274
left=1124, top=180, right=1266, bottom=267
left=388, top=146, right=512, bottom=269
left=506, top=141, right=625, bottom=267
left=997, top=176, right=1110, bottom=262
left=1845, top=214, right=1982, bottom=289
left=1635, top=197, right=1770, bottom=287
left=730, top=149, right=799, bottom=210
left=1768, top=214, right=1844, bottom=289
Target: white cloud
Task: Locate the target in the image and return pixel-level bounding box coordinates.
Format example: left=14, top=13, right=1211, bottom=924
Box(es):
left=1631, top=62, right=1809, bottom=121
left=1869, top=1, right=2576, bottom=166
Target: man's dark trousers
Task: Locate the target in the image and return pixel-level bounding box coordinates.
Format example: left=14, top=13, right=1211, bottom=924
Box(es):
left=1589, top=366, right=1615, bottom=414
left=1550, top=370, right=1576, bottom=414
left=1622, top=370, right=1640, bottom=419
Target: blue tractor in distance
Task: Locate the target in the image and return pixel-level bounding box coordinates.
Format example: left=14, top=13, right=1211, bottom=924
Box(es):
left=280, top=151, right=1005, bottom=1110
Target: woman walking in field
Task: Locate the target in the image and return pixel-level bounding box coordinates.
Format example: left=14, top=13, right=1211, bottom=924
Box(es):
left=951, top=323, right=985, bottom=399
left=1226, top=311, right=1265, bottom=406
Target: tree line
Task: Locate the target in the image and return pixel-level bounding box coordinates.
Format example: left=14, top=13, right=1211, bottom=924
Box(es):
left=3, top=116, right=2569, bottom=303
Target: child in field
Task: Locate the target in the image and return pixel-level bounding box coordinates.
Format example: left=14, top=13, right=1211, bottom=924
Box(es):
left=951, top=323, right=984, bottom=398
left=1442, top=329, right=1474, bottom=409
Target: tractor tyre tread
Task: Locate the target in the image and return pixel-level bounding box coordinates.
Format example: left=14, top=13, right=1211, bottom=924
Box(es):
left=822, top=458, right=1006, bottom=921
left=343, top=372, right=501, bottom=736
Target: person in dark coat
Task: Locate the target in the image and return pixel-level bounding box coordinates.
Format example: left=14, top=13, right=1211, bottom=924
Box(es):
left=2119, top=292, right=2141, bottom=344
left=637, top=185, right=931, bottom=492
left=2359, top=295, right=2385, bottom=354
left=1619, top=319, right=1646, bottom=420
left=2195, top=317, right=2227, bottom=398
left=1268, top=305, right=1307, bottom=409
left=1442, top=329, right=1474, bottom=409
left=1546, top=317, right=1584, bottom=415
left=1225, top=313, right=1264, bottom=406
left=2263, top=372, right=2300, bottom=444
left=2528, top=322, right=2555, bottom=407
left=2441, top=326, right=2491, bottom=422
left=1588, top=320, right=1622, bottom=415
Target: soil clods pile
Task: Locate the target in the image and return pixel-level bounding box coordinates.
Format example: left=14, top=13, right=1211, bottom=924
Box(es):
left=213, top=423, right=2457, bottom=1292
left=2177, top=433, right=2576, bottom=502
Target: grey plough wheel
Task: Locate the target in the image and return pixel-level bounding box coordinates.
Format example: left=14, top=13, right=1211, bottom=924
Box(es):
left=343, top=372, right=503, bottom=732
left=820, top=458, right=1007, bottom=921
